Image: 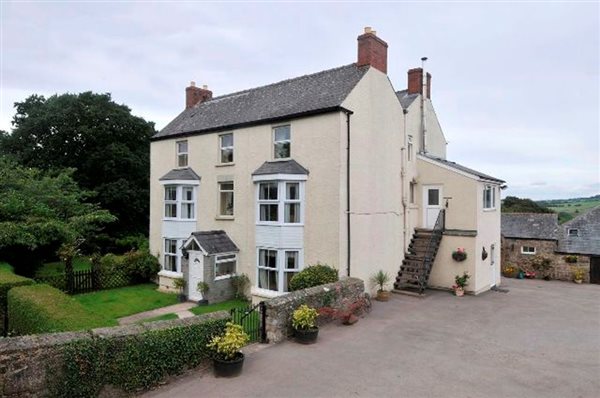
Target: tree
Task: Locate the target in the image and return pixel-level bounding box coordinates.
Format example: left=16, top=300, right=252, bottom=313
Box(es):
left=1, top=92, right=155, bottom=245
left=501, top=196, right=554, bottom=213
left=0, top=157, right=115, bottom=275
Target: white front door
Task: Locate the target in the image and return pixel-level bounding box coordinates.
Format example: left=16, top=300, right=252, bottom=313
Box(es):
left=187, top=250, right=205, bottom=301
left=423, top=185, right=443, bottom=229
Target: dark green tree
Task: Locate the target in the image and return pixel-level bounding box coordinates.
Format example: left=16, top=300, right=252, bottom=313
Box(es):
left=1, top=92, right=155, bottom=246
left=501, top=196, right=554, bottom=213
left=0, top=157, right=115, bottom=275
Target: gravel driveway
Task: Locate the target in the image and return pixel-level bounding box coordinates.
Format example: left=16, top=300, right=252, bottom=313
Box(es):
left=142, top=279, right=600, bottom=398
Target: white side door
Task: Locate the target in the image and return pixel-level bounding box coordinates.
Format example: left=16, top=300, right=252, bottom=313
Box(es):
left=187, top=250, right=204, bottom=301
left=490, top=244, right=497, bottom=287
left=423, top=185, right=443, bottom=229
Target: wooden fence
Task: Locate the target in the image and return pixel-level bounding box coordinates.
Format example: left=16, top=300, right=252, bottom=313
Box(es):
left=35, top=268, right=132, bottom=294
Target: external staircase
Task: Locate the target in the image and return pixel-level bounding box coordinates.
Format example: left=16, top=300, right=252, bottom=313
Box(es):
left=394, top=210, right=445, bottom=295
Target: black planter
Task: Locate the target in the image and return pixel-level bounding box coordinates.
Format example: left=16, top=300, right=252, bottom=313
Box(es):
left=294, top=327, right=319, bottom=344
left=178, top=294, right=187, bottom=303
left=197, top=299, right=209, bottom=306
left=213, top=352, right=245, bottom=377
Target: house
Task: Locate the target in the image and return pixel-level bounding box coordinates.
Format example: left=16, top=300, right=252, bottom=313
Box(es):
left=501, top=209, right=600, bottom=283
left=149, top=27, right=505, bottom=302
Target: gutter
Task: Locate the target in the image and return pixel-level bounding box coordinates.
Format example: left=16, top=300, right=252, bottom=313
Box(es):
left=345, top=109, right=353, bottom=277
left=151, top=106, right=351, bottom=142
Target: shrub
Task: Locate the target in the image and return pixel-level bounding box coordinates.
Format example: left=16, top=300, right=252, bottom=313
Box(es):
left=529, top=254, right=553, bottom=279
left=453, top=271, right=470, bottom=289
left=122, top=249, right=160, bottom=282
left=52, top=316, right=228, bottom=396
left=564, top=255, right=578, bottom=264
left=230, top=273, right=250, bottom=300
left=0, top=267, right=34, bottom=335
left=7, top=284, right=108, bottom=335
left=370, top=270, right=391, bottom=292
left=572, top=267, right=586, bottom=281
left=115, top=234, right=149, bottom=252
left=289, top=263, right=338, bottom=291
left=207, top=322, right=249, bottom=361
left=292, top=304, right=318, bottom=330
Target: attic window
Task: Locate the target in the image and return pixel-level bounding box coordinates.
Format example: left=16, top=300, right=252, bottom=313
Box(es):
left=177, top=140, right=188, bottom=167
left=273, top=125, right=291, bottom=159
left=567, top=228, right=579, bottom=237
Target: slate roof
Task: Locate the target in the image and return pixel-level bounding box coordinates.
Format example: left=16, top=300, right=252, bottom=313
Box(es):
left=153, top=63, right=370, bottom=140
left=191, top=230, right=239, bottom=255
left=421, top=154, right=505, bottom=183
left=557, top=206, right=600, bottom=255
left=159, top=167, right=201, bottom=181
left=396, top=89, right=419, bottom=109
left=252, top=159, right=309, bottom=176
left=501, top=213, right=559, bottom=240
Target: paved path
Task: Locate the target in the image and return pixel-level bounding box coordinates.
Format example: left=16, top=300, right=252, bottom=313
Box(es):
left=142, top=279, right=600, bottom=398
left=118, top=302, right=196, bottom=325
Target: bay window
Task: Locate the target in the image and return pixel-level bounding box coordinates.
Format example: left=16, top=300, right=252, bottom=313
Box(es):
left=258, top=182, right=279, bottom=222
left=257, top=181, right=303, bottom=224
left=164, top=185, right=196, bottom=220
left=257, top=248, right=301, bottom=293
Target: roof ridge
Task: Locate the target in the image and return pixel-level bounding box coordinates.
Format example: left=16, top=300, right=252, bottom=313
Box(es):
left=202, top=63, right=364, bottom=104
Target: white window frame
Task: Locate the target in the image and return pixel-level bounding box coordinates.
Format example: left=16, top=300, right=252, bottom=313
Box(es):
left=273, top=125, right=291, bottom=159
left=483, top=185, right=496, bottom=210
left=163, top=185, right=197, bottom=221
left=219, top=133, right=234, bottom=164
left=521, top=246, right=536, bottom=255
left=176, top=140, right=188, bottom=167
left=567, top=228, right=579, bottom=237
left=256, top=180, right=304, bottom=225
left=164, top=186, right=177, bottom=218
left=163, top=238, right=181, bottom=273
left=255, top=248, right=303, bottom=294
left=218, top=181, right=235, bottom=217
left=409, top=182, right=416, bottom=204
left=214, top=253, right=237, bottom=280
left=407, top=135, right=413, bottom=162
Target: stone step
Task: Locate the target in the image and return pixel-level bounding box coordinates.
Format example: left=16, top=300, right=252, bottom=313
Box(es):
left=391, top=288, right=426, bottom=298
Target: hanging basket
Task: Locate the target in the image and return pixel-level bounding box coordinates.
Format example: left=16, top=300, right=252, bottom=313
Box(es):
left=452, top=251, right=467, bottom=262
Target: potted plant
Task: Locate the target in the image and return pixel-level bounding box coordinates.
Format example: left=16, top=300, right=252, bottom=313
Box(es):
left=565, top=255, right=578, bottom=264
left=207, top=322, right=250, bottom=377
left=502, top=264, right=517, bottom=278
left=172, top=277, right=186, bottom=302
left=370, top=270, right=391, bottom=302
left=292, top=304, right=319, bottom=344
left=452, top=271, right=470, bottom=296
left=197, top=281, right=210, bottom=305
left=572, top=267, right=585, bottom=284
left=451, top=248, right=467, bottom=262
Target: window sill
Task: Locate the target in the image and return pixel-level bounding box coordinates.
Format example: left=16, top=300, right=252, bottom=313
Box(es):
left=483, top=208, right=497, bottom=212
left=162, top=218, right=197, bottom=222
left=215, top=274, right=235, bottom=281
left=521, top=253, right=536, bottom=256
left=216, top=163, right=235, bottom=168
left=251, top=287, right=287, bottom=299
left=256, top=222, right=304, bottom=227
left=271, top=158, right=291, bottom=162
left=158, top=270, right=183, bottom=278
left=215, top=216, right=235, bottom=221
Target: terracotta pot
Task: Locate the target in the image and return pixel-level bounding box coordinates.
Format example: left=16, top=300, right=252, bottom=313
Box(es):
left=375, top=290, right=390, bottom=302
left=213, top=352, right=244, bottom=377
left=454, top=288, right=464, bottom=297
left=574, top=279, right=583, bottom=284
left=294, top=327, right=319, bottom=344
left=342, top=313, right=359, bottom=325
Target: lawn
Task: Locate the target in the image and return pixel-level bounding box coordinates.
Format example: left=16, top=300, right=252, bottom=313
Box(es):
left=74, top=284, right=179, bottom=321
left=544, top=200, right=600, bottom=223
left=0, top=262, right=14, bottom=272
left=189, top=299, right=250, bottom=316
left=36, top=256, right=93, bottom=277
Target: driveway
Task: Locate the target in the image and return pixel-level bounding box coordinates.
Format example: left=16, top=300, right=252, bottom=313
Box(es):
left=142, top=279, right=600, bottom=398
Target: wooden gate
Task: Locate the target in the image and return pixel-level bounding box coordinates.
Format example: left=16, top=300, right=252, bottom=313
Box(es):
left=590, top=256, right=600, bottom=284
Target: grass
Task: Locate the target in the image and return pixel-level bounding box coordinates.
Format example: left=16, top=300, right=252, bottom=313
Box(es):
left=189, top=299, right=249, bottom=316
left=36, top=256, right=93, bottom=277
left=74, top=284, right=179, bottom=321
left=0, top=262, right=14, bottom=273
left=136, top=313, right=179, bottom=324
left=540, top=198, right=600, bottom=224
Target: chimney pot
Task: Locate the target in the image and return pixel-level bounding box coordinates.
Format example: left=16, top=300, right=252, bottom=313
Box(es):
left=186, top=82, right=213, bottom=109
left=202, top=84, right=208, bottom=90
left=190, top=81, right=196, bottom=87
left=357, top=27, right=388, bottom=74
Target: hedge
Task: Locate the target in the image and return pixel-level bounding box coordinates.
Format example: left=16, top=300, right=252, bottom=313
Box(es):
left=289, top=263, right=339, bottom=291
left=50, top=317, right=228, bottom=396
left=7, top=284, right=108, bottom=335
left=0, top=266, right=34, bottom=336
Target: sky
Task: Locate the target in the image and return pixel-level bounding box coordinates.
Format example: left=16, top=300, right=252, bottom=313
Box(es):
left=1, top=1, right=598, bottom=200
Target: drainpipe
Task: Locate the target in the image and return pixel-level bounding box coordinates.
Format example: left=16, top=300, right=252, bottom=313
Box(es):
left=401, top=108, right=409, bottom=255
left=420, top=56, right=428, bottom=154
left=345, top=110, right=353, bottom=277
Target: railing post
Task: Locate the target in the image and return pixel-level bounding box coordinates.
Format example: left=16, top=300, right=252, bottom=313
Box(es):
left=260, top=301, right=267, bottom=343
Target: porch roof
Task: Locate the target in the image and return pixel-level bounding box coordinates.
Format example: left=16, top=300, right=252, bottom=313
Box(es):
left=419, top=154, right=505, bottom=184
left=188, top=230, right=239, bottom=255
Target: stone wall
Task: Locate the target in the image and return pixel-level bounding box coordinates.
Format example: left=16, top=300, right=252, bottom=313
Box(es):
left=502, top=237, right=590, bottom=282
left=0, top=311, right=229, bottom=398
left=264, top=277, right=365, bottom=343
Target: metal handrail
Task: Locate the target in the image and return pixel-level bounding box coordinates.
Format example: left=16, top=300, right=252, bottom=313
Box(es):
left=418, top=209, right=445, bottom=293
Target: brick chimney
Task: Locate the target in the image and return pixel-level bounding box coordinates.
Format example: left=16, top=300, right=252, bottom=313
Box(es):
left=357, top=27, right=388, bottom=73
left=407, top=68, right=432, bottom=98
left=185, top=81, right=212, bottom=109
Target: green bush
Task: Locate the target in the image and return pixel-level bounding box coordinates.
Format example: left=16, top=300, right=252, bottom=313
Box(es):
left=122, top=250, right=160, bottom=282
left=289, top=263, right=339, bottom=291
left=7, top=284, right=108, bottom=335
left=51, top=317, right=227, bottom=396
left=115, top=234, right=149, bottom=252
left=0, top=267, right=34, bottom=335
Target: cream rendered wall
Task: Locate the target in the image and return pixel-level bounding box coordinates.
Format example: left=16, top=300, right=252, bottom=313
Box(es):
left=149, top=112, right=345, bottom=294
left=475, top=182, right=502, bottom=293
left=341, top=68, right=405, bottom=292
left=404, top=98, right=447, bottom=159
left=428, top=235, right=477, bottom=291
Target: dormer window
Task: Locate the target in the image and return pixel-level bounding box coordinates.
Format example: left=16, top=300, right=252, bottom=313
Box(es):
left=567, top=228, right=579, bottom=237
left=177, top=140, right=188, bottom=167
left=273, top=125, right=291, bottom=159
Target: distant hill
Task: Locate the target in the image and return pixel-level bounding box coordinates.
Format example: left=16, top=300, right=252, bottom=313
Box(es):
left=502, top=196, right=554, bottom=214
left=537, top=194, right=600, bottom=224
